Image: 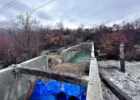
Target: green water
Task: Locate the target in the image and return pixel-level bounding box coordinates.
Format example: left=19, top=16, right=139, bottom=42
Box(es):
left=69, top=50, right=91, bottom=64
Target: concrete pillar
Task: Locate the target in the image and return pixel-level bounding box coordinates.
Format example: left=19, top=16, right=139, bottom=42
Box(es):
left=120, top=44, right=125, bottom=73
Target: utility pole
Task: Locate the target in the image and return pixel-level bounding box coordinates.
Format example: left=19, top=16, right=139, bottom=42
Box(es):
left=120, top=43, right=125, bottom=72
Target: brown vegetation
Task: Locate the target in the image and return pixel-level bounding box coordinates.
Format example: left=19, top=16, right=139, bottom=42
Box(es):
left=1, top=14, right=140, bottom=68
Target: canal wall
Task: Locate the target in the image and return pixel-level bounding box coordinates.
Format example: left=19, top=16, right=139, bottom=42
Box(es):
left=61, top=42, right=103, bottom=100
left=61, top=42, right=92, bottom=62
left=0, top=55, right=48, bottom=100
left=86, top=42, right=103, bottom=100
left=0, top=42, right=103, bottom=100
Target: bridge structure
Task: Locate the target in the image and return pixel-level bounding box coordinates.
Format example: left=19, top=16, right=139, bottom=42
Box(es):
left=0, top=42, right=103, bottom=100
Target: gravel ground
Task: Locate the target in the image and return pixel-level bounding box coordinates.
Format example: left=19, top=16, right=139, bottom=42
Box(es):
left=98, top=60, right=140, bottom=100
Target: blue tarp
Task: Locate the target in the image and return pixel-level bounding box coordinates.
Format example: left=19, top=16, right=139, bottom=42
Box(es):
left=30, top=80, right=86, bottom=100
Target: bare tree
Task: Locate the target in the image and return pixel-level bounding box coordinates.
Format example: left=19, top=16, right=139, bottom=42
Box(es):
left=10, top=14, right=40, bottom=62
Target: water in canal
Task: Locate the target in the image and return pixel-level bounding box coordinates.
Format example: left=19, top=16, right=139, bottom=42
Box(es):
left=68, top=50, right=91, bottom=64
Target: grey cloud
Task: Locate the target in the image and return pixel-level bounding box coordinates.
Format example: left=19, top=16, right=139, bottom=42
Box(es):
left=36, top=11, right=52, bottom=20
left=52, top=0, right=140, bottom=25
left=0, top=0, right=32, bottom=21
left=9, top=2, right=32, bottom=13
left=1, top=0, right=140, bottom=28
left=0, top=21, right=11, bottom=27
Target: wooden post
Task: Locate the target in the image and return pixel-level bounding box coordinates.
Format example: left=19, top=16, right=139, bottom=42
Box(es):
left=120, top=44, right=125, bottom=72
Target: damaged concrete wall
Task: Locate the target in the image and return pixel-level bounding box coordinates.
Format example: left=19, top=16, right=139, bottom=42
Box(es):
left=21, top=55, right=48, bottom=70
left=0, top=68, right=36, bottom=100
left=61, top=42, right=92, bottom=62
left=0, top=55, right=48, bottom=100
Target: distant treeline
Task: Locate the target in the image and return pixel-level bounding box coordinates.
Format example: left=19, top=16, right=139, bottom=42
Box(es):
left=0, top=14, right=140, bottom=68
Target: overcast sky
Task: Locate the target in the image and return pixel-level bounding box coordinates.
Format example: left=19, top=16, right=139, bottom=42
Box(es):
left=0, top=0, right=140, bottom=28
